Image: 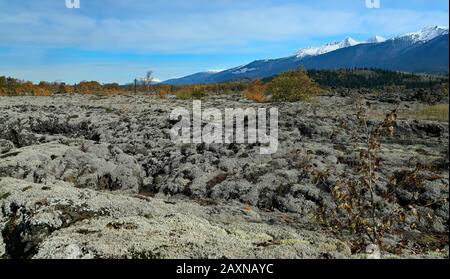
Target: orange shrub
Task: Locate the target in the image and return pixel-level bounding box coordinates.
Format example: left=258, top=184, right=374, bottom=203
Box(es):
left=155, top=85, right=171, bottom=99
left=156, top=90, right=168, bottom=99
left=0, top=88, right=7, bottom=96
left=243, top=80, right=266, bottom=103
left=33, top=87, right=51, bottom=96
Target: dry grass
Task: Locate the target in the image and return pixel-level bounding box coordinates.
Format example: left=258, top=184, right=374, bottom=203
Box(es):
left=367, top=104, right=449, bottom=122
left=404, top=104, right=449, bottom=122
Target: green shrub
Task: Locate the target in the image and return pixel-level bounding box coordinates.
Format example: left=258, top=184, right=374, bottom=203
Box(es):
left=175, top=90, right=194, bottom=100
left=268, top=67, right=323, bottom=102
left=174, top=85, right=208, bottom=99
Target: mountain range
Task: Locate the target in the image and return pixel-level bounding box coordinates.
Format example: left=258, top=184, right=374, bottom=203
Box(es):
left=163, top=26, right=449, bottom=85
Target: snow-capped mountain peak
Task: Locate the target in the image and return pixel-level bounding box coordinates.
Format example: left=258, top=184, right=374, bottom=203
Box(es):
left=365, top=35, right=386, bottom=44
left=340, top=37, right=359, bottom=47
left=294, top=26, right=449, bottom=60
left=395, top=25, right=449, bottom=43
left=295, top=37, right=360, bottom=59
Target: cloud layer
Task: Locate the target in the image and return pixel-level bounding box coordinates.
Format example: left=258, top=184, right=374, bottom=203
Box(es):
left=1, top=0, right=448, bottom=53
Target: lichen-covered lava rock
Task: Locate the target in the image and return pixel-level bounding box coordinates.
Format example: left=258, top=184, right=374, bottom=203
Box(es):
left=0, top=94, right=448, bottom=259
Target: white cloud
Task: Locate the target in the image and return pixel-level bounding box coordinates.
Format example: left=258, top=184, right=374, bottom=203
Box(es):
left=0, top=2, right=447, bottom=53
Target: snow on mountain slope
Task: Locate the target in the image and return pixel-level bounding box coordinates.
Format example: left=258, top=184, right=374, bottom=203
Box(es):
left=365, top=36, right=386, bottom=44
left=295, top=36, right=387, bottom=59
left=205, top=69, right=224, bottom=73
left=294, top=26, right=448, bottom=61
left=295, top=37, right=360, bottom=59
left=394, top=26, right=449, bottom=43
left=232, top=67, right=257, bottom=74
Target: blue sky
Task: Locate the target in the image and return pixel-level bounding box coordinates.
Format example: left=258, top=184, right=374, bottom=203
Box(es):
left=0, top=0, right=448, bottom=84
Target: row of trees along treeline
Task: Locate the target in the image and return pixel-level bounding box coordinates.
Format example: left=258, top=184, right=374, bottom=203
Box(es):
left=0, top=77, right=124, bottom=96
left=0, top=75, right=249, bottom=97
left=259, top=68, right=448, bottom=89
left=1, top=67, right=448, bottom=98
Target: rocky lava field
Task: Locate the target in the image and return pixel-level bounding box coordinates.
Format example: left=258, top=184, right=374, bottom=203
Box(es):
left=0, top=93, right=448, bottom=259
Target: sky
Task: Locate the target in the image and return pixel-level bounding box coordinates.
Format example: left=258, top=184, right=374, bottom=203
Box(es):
left=0, top=0, right=448, bottom=84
